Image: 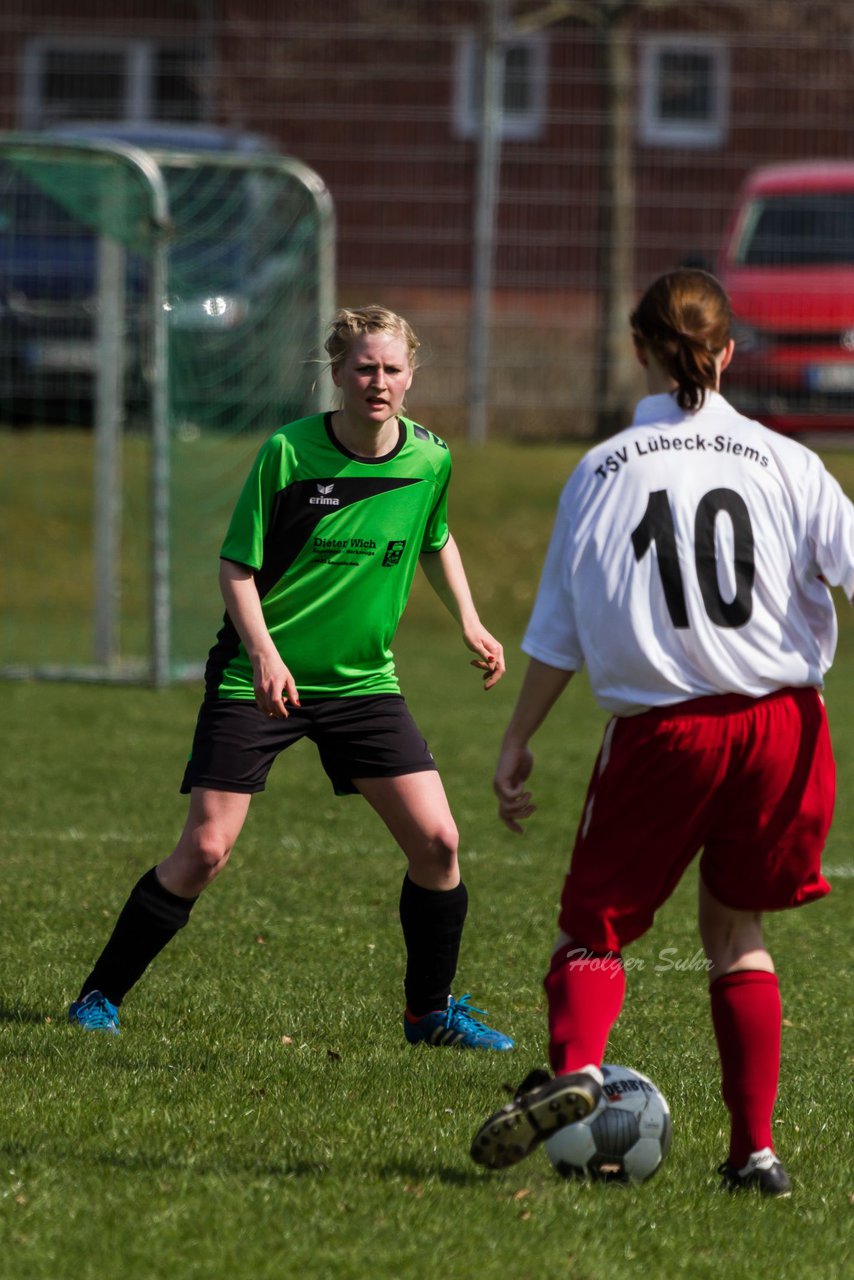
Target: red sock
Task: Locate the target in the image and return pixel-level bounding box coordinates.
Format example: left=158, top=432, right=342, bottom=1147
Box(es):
left=709, top=970, right=782, bottom=1168
left=544, top=943, right=626, bottom=1075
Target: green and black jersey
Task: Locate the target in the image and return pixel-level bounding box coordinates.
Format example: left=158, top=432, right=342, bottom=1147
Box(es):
left=205, top=412, right=452, bottom=700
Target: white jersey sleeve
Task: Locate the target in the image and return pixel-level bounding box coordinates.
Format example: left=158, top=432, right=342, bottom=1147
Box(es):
left=804, top=460, right=854, bottom=598
left=523, top=391, right=854, bottom=715
left=522, top=495, right=584, bottom=672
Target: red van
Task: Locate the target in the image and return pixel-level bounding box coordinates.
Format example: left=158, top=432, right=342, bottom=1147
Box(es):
left=718, top=161, right=854, bottom=434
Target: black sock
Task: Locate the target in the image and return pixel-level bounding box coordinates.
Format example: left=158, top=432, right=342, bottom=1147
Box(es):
left=78, top=867, right=198, bottom=1006
left=399, top=875, right=468, bottom=1016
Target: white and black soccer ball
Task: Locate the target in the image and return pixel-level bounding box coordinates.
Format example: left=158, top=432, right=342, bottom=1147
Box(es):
left=545, top=1064, right=672, bottom=1183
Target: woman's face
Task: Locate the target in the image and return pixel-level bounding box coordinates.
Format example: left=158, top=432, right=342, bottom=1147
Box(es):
left=332, top=331, right=413, bottom=427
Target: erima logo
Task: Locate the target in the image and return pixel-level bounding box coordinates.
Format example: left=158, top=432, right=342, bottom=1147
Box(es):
left=309, top=482, right=340, bottom=507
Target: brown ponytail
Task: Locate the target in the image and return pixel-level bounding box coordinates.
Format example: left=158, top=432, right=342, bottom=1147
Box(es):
left=630, top=270, right=732, bottom=411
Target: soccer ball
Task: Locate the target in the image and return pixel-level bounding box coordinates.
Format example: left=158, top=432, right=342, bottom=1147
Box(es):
left=545, top=1064, right=671, bottom=1183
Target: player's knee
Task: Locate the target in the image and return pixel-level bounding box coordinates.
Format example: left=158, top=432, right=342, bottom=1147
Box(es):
left=424, top=820, right=459, bottom=872
left=186, top=827, right=234, bottom=879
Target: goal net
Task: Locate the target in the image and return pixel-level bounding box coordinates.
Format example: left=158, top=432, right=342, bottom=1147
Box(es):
left=0, top=136, right=335, bottom=683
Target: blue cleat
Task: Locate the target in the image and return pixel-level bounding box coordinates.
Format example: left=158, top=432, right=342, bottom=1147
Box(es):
left=404, top=993, right=514, bottom=1051
left=68, top=990, right=121, bottom=1035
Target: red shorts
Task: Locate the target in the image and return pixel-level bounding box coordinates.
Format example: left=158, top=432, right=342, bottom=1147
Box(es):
left=560, top=686, right=834, bottom=954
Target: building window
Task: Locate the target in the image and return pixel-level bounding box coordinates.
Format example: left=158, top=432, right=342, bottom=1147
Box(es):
left=639, top=36, right=728, bottom=148
left=20, top=38, right=207, bottom=130
left=453, top=31, right=548, bottom=141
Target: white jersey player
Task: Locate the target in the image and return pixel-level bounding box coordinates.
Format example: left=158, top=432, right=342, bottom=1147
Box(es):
left=471, top=269, right=854, bottom=1197
left=524, top=390, right=854, bottom=714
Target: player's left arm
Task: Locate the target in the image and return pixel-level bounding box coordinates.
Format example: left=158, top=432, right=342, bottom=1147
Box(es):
left=419, top=533, right=505, bottom=690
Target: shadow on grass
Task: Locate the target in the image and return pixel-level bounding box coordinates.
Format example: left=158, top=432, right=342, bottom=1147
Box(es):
left=0, top=1000, right=51, bottom=1024
left=0, top=1140, right=482, bottom=1187
left=0, top=1141, right=331, bottom=1181
left=378, top=1161, right=482, bottom=1187
left=94, top=1151, right=332, bottom=1180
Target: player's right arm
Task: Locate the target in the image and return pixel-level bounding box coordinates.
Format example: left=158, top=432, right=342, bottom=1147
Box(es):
left=495, top=657, right=575, bottom=834
left=218, top=558, right=300, bottom=718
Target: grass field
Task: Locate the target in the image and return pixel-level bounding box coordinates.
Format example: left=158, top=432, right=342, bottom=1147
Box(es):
left=2, top=432, right=852, bottom=1279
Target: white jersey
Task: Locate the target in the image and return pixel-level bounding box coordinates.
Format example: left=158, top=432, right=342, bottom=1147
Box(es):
left=524, top=391, right=854, bottom=715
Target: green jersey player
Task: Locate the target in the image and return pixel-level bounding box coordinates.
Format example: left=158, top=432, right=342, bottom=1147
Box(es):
left=69, top=305, right=513, bottom=1052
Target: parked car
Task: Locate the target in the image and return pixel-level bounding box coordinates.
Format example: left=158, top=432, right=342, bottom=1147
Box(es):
left=0, top=122, right=320, bottom=429
left=717, top=161, right=854, bottom=434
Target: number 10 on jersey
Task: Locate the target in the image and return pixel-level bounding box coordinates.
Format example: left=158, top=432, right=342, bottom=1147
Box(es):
left=631, top=488, right=755, bottom=629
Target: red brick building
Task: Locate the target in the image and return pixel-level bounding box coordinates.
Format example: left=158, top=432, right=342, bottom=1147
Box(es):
left=2, top=0, right=854, bottom=433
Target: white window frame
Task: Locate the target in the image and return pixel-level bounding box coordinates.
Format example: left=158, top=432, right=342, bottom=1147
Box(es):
left=639, top=35, right=729, bottom=149
left=453, top=30, right=548, bottom=142
left=20, top=36, right=204, bottom=130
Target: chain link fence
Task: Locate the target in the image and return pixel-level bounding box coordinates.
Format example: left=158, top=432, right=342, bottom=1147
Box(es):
left=0, top=134, right=334, bottom=681
left=3, top=1, right=854, bottom=683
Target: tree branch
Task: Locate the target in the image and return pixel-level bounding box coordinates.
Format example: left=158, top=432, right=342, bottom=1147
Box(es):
left=513, top=0, right=682, bottom=35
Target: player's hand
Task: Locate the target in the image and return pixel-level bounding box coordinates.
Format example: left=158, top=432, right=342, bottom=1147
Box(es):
left=252, top=651, right=300, bottom=719
left=494, top=741, right=535, bottom=834
left=464, top=625, right=505, bottom=690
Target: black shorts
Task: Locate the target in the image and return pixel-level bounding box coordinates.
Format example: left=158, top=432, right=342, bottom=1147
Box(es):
left=180, top=694, right=437, bottom=797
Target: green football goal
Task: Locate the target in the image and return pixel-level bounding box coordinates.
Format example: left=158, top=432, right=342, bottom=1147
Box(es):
left=0, top=135, right=335, bottom=684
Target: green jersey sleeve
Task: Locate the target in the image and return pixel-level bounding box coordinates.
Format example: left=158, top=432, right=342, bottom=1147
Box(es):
left=421, top=461, right=451, bottom=553
left=219, top=434, right=290, bottom=569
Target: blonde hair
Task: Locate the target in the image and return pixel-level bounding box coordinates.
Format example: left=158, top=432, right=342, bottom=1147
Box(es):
left=324, top=305, right=420, bottom=372
left=630, top=270, right=732, bottom=411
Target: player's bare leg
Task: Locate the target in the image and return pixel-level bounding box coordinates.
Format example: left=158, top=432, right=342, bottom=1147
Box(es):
left=698, top=876, right=773, bottom=978
left=157, top=787, right=253, bottom=897
left=355, top=770, right=460, bottom=888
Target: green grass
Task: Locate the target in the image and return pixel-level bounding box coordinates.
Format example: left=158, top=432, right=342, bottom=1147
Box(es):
left=1, top=433, right=852, bottom=1279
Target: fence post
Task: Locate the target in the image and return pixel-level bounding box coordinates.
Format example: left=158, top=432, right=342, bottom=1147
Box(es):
left=150, top=227, right=172, bottom=688
left=468, top=0, right=507, bottom=446
left=92, top=226, right=126, bottom=670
